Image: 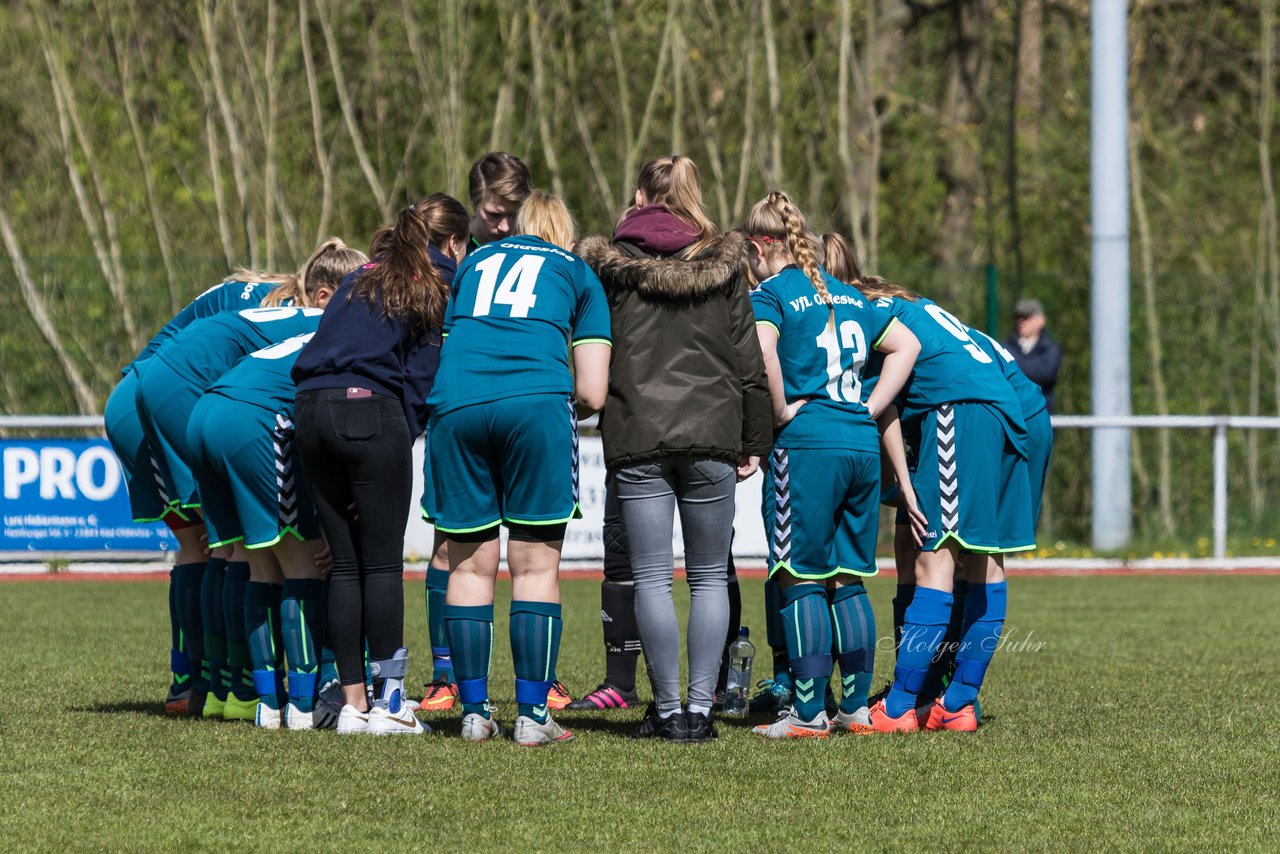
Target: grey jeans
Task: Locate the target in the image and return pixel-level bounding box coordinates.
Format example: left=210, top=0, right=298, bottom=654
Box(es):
left=613, top=456, right=736, bottom=712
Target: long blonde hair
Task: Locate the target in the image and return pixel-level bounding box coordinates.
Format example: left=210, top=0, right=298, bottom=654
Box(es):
left=618, top=155, right=718, bottom=255
left=745, top=191, right=831, bottom=310
left=856, top=275, right=919, bottom=302
left=820, top=232, right=862, bottom=286
left=230, top=238, right=368, bottom=308
left=517, top=190, right=576, bottom=249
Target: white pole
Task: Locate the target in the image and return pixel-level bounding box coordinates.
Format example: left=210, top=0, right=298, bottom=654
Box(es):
left=1213, top=421, right=1228, bottom=561
left=1090, top=0, right=1132, bottom=550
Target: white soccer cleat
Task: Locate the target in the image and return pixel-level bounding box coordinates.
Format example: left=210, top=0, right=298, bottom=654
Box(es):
left=285, top=703, right=315, bottom=731
left=752, top=709, right=831, bottom=740
left=255, top=702, right=282, bottom=730
left=513, top=714, right=574, bottom=747
left=336, top=704, right=371, bottom=735
left=460, top=713, right=503, bottom=742
left=367, top=704, right=428, bottom=735
left=832, top=706, right=874, bottom=734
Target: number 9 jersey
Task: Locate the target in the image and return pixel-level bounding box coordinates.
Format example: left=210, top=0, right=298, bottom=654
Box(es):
left=427, top=235, right=611, bottom=415
left=749, top=267, right=894, bottom=452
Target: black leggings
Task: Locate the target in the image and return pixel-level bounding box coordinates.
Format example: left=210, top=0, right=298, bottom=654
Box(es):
left=295, top=388, right=411, bottom=685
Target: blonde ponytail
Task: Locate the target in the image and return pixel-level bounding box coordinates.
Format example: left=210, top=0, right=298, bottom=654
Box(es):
left=745, top=191, right=833, bottom=321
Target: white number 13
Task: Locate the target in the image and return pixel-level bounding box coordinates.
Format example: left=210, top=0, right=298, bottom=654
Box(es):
left=815, top=320, right=867, bottom=404
left=472, top=253, right=544, bottom=318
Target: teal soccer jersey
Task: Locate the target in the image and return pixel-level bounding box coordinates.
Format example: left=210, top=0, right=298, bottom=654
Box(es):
left=205, top=332, right=315, bottom=413
left=968, top=327, right=1048, bottom=420
left=428, top=235, right=611, bottom=415
left=154, top=307, right=324, bottom=389
left=125, top=281, right=277, bottom=375
left=867, top=296, right=1026, bottom=451
left=750, top=267, right=893, bottom=452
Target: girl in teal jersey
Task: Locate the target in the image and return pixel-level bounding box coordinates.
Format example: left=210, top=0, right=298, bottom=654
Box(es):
left=105, top=274, right=279, bottom=715
left=133, top=239, right=362, bottom=720
left=854, top=275, right=1034, bottom=733
left=430, top=192, right=611, bottom=746
left=744, top=193, right=921, bottom=739
left=186, top=240, right=368, bottom=729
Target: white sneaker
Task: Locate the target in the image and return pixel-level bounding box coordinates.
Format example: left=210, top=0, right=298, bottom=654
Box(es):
left=255, top=702, right=282, bottom=730
left=832, top=706, right=874, bottom=734
left=336, top=704, right=371, bottom=734
left=460, top=713, right=503, bottom=742
left=512, top=714, right=573, bottom=746
left=751, top=709, right=830, bottom=739
left=367, top=704, right=428, bottom=735
left=285, top=703, right=315, bottom=730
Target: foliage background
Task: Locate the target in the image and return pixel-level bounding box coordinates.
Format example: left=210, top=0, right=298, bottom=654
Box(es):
left=1, top=0, right=1277, bottom=548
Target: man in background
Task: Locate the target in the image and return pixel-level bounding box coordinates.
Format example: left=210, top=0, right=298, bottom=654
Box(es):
left=1005, top=298, right=1063, bottom=412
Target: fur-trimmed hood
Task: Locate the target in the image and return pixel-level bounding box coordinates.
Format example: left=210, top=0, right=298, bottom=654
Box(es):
left=576, top=231, right=746, bottom=301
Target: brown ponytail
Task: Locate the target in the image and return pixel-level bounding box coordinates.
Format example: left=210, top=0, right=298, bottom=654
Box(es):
left=820, top=232, right=862, bottom=286
left=359, top=193, right=470, bottom=330
left=856, top=275, right=920, bottom=303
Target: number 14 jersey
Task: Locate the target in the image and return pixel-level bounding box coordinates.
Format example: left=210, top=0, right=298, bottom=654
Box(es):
left=750, top=267, right=894, bottom=451
left=429, top=235, right=612, bottom=416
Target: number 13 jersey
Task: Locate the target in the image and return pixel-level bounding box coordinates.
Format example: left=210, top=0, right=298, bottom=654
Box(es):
left=750, top=266, right=895, bottom=451
left=428, top=235, right=612, bottom=416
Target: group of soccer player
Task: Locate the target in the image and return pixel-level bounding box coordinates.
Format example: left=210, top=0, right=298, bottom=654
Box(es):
left=106, top=149, right=1050, bottom=744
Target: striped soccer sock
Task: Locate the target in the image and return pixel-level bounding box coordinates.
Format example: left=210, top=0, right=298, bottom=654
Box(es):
left=281, top=578, right=325, bottom=713
left=445, top=604, right=494, bottom=718
left=510, top=601, right=562, bottom=724
left=829, top=582, right=876, bottom=714
left=781, top=583, right=833, bottom=721
left=245, top=581, right=285, bottom=709
left=425, top=566, right=453, bottom=683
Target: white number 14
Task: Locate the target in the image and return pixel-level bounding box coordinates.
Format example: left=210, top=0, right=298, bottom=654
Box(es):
left=472, top=253, right=544, bottom=318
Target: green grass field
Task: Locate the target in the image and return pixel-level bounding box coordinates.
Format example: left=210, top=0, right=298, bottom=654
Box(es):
left=2, top=574, right=1277, bottom=850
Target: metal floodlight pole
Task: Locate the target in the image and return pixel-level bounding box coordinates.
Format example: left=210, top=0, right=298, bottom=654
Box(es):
left=1090, top=0, right=1132, bottom=550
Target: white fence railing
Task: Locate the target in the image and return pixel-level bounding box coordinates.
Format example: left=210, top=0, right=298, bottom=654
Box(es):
left=1050, top=414, right=1280, bottom=560
left=3, top=413, right=1279, bottom=561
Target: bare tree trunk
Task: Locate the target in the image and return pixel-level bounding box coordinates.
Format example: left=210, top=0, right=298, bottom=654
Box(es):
left=1017, top=0, right=1043, bottom=145
left=624, top=2, right=678, bottom=186
left=198, top=0, right=260, bottom=266
left=560, top=0, right=616, bottom=217
left=937, top=0, right=991, bottom=271
left=761, top=0, right=783, bottom=187
left=102, top=1, right=180, bottom=314
left=527, top=0, right=565, bottom=197
left=1130, top=117, right=1174, bottom=535
left=837, top=0, right=869, bottom=266
left=316, top=0, right=390, bottom=218
left=299, top=0, right=334, bottom=243
left=0, top=206, right=98, bottom=414
left=732, top=33, right=759, bottom=223
left=488, top=7, right=526, bottom=153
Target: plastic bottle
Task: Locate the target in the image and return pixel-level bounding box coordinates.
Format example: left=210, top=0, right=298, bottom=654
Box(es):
left=723, top=627, right=755, bottom=717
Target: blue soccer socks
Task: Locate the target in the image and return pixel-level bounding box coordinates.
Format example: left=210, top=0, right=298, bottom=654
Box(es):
left=172, top=561, right=207, bottom=695
left=281, top=578, right=325, bottom=713
left=942, top=581, right=1007, bottom=712
left=167, top=567, right=190, bottom=694
left=222, top=562, right=253, bottom=701
left=425, top=566, right=454, bottom=683
left=200, top=557, right=228, bottom=702
left=446, top=603, right=494, bottom=718
left=887, top=586, right=953, bottom=717
left=781, top=583, right=833, bottom=721
left=511, top=601, right=562, bottom=723
left=245, top=581, right=285, bottom=710
left=829, top=582, right=876, bottom=714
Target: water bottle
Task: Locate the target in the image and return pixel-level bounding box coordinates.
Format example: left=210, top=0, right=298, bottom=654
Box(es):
left=724, top=627, right=755, bottom=717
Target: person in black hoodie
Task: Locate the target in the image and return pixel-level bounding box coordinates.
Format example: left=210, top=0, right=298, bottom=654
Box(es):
left=292, top=193, right=469, bottom=735
left=577, top=156, right=772, bottom=743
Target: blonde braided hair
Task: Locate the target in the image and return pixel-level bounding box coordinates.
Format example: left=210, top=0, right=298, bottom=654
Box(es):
left=745, top=191, right=833, bottom=324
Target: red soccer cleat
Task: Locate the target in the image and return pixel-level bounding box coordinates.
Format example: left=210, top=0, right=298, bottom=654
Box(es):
left=924, top=697, right=978, bottom=732
left=869, top=699, right=920, bottom=733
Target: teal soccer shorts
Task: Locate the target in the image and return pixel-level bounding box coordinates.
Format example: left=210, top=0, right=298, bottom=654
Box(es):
left=763, top=446, right=881, bottom=579
left=428, top=393, right=580, bottom=535
left=911, top=402, right=1035, bottom=554
left=187, top=393, right=319, bottom=549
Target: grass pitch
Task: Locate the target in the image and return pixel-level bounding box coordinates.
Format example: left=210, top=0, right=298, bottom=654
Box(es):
left=1, top=573, right=1277, bottom=850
